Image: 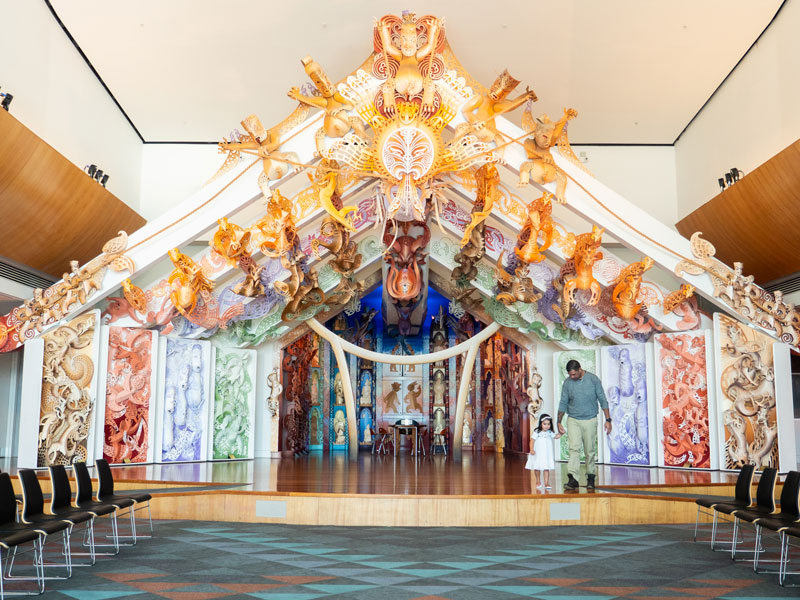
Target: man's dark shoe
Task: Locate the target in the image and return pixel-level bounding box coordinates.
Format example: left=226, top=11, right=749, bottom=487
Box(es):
left=564, top=474, right=579, bottom=490
left=586, top=474, right=596, bottom=489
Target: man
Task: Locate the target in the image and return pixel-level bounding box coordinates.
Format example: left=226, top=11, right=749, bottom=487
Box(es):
left=557, top=359, right=611, bottom=490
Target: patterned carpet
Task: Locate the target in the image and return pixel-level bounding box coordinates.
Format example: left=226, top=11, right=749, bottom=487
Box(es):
left=31, top=520, right=797, bottom=599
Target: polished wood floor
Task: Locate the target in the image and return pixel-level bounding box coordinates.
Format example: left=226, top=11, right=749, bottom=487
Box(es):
left=6, top=452, right=739, bottom=496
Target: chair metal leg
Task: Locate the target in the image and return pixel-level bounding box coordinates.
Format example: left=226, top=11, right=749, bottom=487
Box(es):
left=1, top=537, right=45, bottom=597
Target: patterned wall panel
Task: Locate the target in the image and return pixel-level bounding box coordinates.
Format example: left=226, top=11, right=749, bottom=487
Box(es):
left=156, top=338, right=213, bottom=462
left=552, top=349, right=600, bottom=461
left=210, top=347, right=256, bottom=460
left=654, top=331, right=713, bottom=469
left=101, top=327, right=157, bottom=464
left=714, top=313, right=779, bottom=470
left=37, top=310, right=101, bottom=466
left=600, top=344, right=651, bottom=465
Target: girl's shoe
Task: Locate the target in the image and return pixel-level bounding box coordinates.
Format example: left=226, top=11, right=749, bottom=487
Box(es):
left=545, top=485, right=552, bottom=489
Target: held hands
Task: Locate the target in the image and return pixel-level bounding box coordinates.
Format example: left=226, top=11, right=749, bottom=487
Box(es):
left=557, top=422, right=565, bottom=435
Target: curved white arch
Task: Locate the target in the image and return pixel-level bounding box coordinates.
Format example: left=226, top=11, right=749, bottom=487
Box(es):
left=307, top=318, right=501, bottom=460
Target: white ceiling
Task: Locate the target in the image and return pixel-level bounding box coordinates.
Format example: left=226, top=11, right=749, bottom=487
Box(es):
left=50, top=0, right=782, bottom=143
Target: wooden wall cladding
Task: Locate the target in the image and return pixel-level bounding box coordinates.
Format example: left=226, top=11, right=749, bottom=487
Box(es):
left=676, top=139, right=800, bottom=285
left=0, top=109, right=145, bottom=278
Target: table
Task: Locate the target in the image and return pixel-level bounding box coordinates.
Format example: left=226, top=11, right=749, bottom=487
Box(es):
left=390, top=421, right=422, bottom=456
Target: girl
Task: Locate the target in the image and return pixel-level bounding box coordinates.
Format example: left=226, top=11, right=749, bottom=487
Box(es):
left=526, top=413, right=561, bottom=490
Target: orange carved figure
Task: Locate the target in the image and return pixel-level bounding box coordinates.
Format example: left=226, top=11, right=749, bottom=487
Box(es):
left=562, top=226, right=604, bottom=314
left=663, top=283, right=695, bottom=314
left=611, top=257, right=654, bottom=320
left=514, top=192, right=554, bottom=264
left=167, top=249, right=215, bottom=318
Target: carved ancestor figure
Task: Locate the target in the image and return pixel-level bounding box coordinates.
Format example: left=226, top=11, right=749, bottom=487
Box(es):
left=611, top=257, right=654, bottom=320
left=456, top=70, right=536, bottom=153
left=526, top=368, right=544, bottom=416
left=214, top=111, right=308, bottom=198
left=561, top=226, right=604, bottom=315
left=311, top=167, right=358, bottom=233
left=451, top=168, right=493, bottom=285
left=515, top=192, right=554, bottom=264
left=288, top=56, right=367, bottom=156
left=375, top=13, right=444, bottom=118
left=663, top=283, right=695, bottom=314
left=210, top=218, right=251, bottom=266
left=518, top=107, right=578, bottom=203
left=167, top=248, right=215, bottom=319
left=382, top=382, right=402, bottom=413
left=256, top=189, right=297, bottom=258
left=495, top=252, right=542, bottom=305
left=384, top=220, right=430, bottom=303
left=461, top=164, right=499, bottom=247
left=266, top=367, right=282, bottom=417
left=273, top=252, right=325, bottom=322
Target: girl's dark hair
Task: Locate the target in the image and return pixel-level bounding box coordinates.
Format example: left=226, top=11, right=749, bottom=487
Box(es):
left=535, top=413, right=553, bottom=433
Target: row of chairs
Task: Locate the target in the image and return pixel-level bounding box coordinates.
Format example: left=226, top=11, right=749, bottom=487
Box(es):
left=695, top=465, right=800, bottom=587
left=0, top=459, right=152, bottom=598
left=371, top=427, right=449, bottom=456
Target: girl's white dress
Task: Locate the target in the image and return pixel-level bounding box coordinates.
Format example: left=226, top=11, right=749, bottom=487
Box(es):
left=525, top=430, right=556, bottom=470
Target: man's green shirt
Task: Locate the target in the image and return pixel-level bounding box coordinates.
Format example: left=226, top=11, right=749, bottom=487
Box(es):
left=558, top=372, right=608, bottom=420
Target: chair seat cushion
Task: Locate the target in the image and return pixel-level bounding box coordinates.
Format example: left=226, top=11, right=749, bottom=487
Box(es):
left=18, top=516, right=69, bottom=535
left=783, top=522, right=800, bottom=538
left=755, top=514, right=800, bottom=532
left=98, top=495, right=134, bottom=509
left=0, top=528, right=39, bottom=549
left=696, top=496, right=738, bottom=509
left=712, top=501, right=752, bottom=515
left=50, top=507, right=95, bottom=524
left=732, top=506, right=775, bottom=522
left=76, top=501, right=117, bottom=517
left=126, top=492, right=152, bottom=503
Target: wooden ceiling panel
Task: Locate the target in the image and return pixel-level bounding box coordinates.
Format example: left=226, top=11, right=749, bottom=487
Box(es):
left=0, top=109, right=146, bottom=278
left=676, top=139, right=800, bottom=285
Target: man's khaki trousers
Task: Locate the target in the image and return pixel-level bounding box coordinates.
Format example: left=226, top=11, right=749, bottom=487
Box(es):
left=567, top=416, right=597, bottom=479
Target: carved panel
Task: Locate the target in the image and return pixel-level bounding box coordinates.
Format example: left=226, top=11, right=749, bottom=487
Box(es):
left=654, top=331, right=712, bottom=469
left=158, top=338, right=213, bottom=462
left=211, top=347, right=257, bottom=459
left=37, top=311, right=100, bottom=466
left=102, top=327, right=156, bottom=464
left=714, top=313, right=779, bottom=470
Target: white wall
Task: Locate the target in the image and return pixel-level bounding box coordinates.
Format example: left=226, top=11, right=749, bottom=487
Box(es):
left=675, top=1, right=800, bottom=219
left=0, top=0, right=143, bottom=210
left=572, top=145, right=678, bottom=229
left=139, top=144, right=223, bottom=221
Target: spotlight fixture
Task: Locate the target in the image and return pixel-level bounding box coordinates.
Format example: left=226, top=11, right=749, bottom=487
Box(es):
left=0, top=90, right=12, bottom=111
left=100, top=174, right=109, bottom=187
left=718, top=178, right=725, bottom=192
left=724, top=172, right=732, bottom=187
left=84, top=164, right=97, bottom=178
left=730, top=167, right=744, bottom=182
left=94, top=169, right=104, bottom=182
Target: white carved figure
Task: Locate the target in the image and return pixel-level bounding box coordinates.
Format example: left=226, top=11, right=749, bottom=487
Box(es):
left=333, top=411, right=346, bottom=444
left=266, top=367, right=283, bottom=417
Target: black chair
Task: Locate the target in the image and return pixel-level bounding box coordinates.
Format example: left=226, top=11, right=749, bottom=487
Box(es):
left=95, top=460, right=152, bottom=542
left=72, top=463, right=120, bottom=555
left=694, top=464, right=754, bottom=547
left=48, top=466, right=107, bottom=565
left=751, top=471, right=800, bottom=573
left=778, top=520, right=800, bottom=586
left=0, top=473, right=43, bottom=597
left=719, top=467, right=778, bottom=559
left=17, top=469, right=76, bottom=580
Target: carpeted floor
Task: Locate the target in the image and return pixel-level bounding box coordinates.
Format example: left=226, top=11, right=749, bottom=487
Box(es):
left=29, top=520, right=798, bottom=599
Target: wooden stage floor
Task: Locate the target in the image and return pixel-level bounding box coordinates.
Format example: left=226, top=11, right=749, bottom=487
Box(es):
left=3, top=454, right=750, bottom=526
left=43, top=452, right=738, bottom=495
